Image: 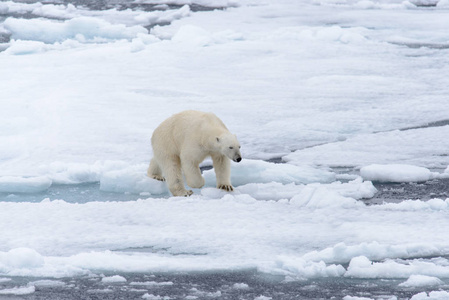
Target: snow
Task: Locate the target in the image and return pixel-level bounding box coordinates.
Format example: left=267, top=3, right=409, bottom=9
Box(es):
left=285, top=127, right=449, bottom=169
left=1, top=0, right=449, bottom=297
left=0, top=194, right=448, bottom=279
left=289, top=186, right=360, bottom=209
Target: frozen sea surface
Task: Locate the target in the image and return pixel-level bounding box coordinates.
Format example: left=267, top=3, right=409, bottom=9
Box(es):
left=1, top=0, right=449, bottom=298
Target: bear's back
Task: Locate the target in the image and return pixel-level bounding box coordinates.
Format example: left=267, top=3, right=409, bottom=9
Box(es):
left=172, top=110, right=227, bottom=132
left=152, top=110, right=228, bottom=152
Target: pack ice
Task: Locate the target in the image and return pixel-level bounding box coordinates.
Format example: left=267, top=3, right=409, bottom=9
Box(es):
left=1, top=0, right=449, bottom=298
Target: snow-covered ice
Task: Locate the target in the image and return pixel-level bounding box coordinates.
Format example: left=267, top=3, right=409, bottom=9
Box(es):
left=399, top=275, right=444, bottom=288
left=0, top=175, right=52, bottom=193
left=411, top=291, right=449, bottom=300
left=0, top=285, right=36, bottom=295
left=360, top=164, right=435, bottom=183
left=1, top=0, right=449, bottom=298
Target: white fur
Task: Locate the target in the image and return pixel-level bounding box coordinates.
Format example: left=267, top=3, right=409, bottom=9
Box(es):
left=148, top=110, right=242, bottom=197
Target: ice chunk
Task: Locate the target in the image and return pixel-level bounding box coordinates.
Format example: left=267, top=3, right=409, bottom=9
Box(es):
left=232, top=283, right=249, bottom=289
left=274, top=256, right=345, bottom=279
left=411, top=291, right=449, bottom=300
left=343, top=296, right=374, bottom=300
left=42, top=161, right=105, bottom=184
left=437, top=0, right=449, bottom=7
left=360, top=164, right=434, bottom=183
left=0, top=176, right=52, bottom=193
left=39, top=161, right=169, bottom=195
left=0, top=1, right=41, bottom=15
left=142, top=294, right=166, bottom=300
left=29, top=280, right=66, bottom=287
left=203, top=159, right=335, bottom=187
left=0, top=248, right=45, bottom=269
left=302, top=242, right=442, bottom=264
left=135, top=5, right=191, bottom=27
left=3, top=40, right=49, bottom=55
left=3, top=16, right=147, bottom=44
left=399, top=275, right=443, bottom=287
left=320, top=178, right=377, bottom=200
left=233, top=178, right=376, bottom=202
left=346, top=256, right=449, bottom=279
left=130, top=281, right=173, bottom=286
left=0, top=285, right=35, bottom=295
left=101, top=275, right=127, bottom=283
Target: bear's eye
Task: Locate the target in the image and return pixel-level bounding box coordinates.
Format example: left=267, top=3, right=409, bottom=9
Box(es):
left=229, top=147, right=233, bottom=149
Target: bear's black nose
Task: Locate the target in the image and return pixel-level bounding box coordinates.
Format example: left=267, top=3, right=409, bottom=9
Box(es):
left=236, top=157, right=242, bottom=163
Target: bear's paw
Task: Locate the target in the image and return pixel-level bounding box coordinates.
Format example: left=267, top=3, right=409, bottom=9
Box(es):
left=218, top=184, right=234, bottom=192
left=151, top=175, right=165, bottom=182
left=172, top=189, right=193, bottom=197
left=183, top=190, right=194, bottom=197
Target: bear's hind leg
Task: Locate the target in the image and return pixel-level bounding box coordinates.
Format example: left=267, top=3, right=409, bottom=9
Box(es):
left=211, top=154, right=233, bottom=192
left=148, top=158, right=165, bottom=181
left=161, top=155, right=193, bottom=197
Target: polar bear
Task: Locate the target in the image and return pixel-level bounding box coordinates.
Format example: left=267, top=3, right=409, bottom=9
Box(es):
left=148, top=110, right=242, bottom=197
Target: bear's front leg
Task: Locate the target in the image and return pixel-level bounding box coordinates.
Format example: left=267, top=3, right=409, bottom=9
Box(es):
left=211, top=154, right=233, bottom=192
left=181, top=155, right=205, bottom=189
left=170, top=182, right=194, bottom=197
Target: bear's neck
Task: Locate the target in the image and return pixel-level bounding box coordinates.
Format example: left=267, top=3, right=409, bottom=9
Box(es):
left=201, top=128, right=227, bottom=152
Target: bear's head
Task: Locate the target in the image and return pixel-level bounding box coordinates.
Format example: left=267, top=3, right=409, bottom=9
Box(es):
left=216, top=133, right=242, bottom=163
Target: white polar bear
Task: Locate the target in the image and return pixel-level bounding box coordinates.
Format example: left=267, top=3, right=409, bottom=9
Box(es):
left=148, top=110, right=242, bottom=197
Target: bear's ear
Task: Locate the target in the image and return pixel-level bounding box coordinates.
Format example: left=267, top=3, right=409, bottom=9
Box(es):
left=216, top=137, right=220, bottom=143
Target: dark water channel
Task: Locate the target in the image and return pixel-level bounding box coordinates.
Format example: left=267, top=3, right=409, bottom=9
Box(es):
left=1, top=269, right=444, bottom=300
